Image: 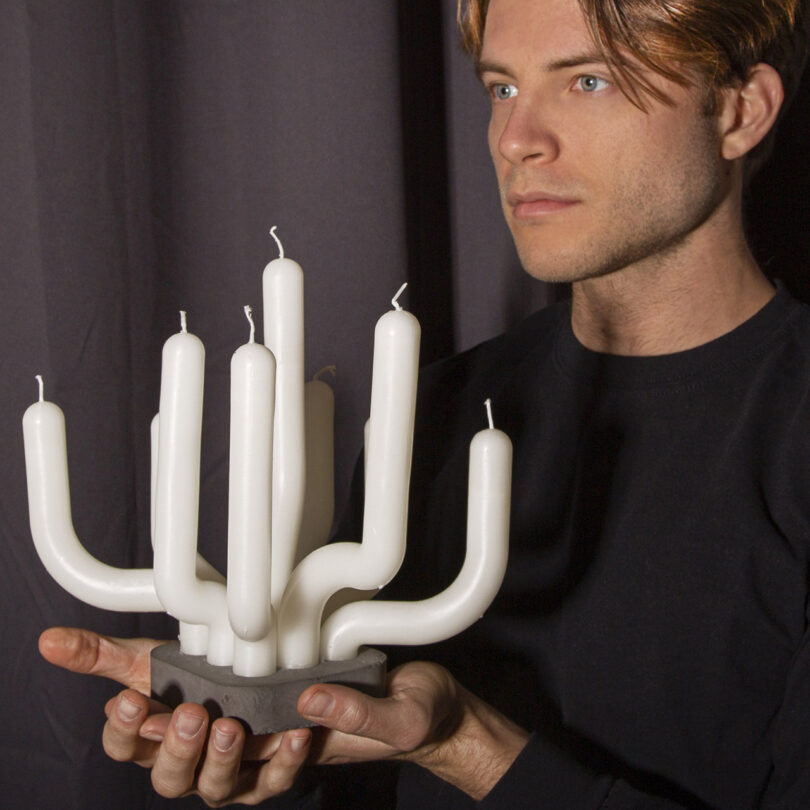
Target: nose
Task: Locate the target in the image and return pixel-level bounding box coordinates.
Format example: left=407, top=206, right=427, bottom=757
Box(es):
left=494, top=98, right=559, bottom=166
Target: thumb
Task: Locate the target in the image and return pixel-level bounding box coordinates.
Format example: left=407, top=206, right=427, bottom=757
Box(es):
left=298, top=664, right=457, bottom=755
left=38, top=626, right=162, bottom=696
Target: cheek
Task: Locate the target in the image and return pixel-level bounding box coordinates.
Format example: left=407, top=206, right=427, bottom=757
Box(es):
left=593, top=115, right=712, bottom=198
left=639, top=108, right=715, bottom=168
left=655, top=117, right=723, bottom=198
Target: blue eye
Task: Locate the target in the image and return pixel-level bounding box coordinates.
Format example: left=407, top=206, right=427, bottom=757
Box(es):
left=492, top=83, right=518, bottom=101
left=577, top=75, right=609, bottom=92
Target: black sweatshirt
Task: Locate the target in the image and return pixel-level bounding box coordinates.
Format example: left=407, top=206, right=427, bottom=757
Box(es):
left=333, top=286, right=810, bottom=809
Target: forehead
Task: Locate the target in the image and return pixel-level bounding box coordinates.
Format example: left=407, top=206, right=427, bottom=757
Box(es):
left=481, top=0, right=595, bottom=66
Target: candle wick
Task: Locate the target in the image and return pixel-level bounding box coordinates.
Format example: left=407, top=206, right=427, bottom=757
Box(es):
left=484, top=398, right=494, bottom=430
left=244, top=305, right=256, bottom=343
left=269, top=225, right=285, bottom=259
left=180, top=310, right=188, bottom=333
left=313, top=364, right=337, bottom=382
left=391, top=282, right=408, bottom=311
left=35, top=374, right=44, bottom=402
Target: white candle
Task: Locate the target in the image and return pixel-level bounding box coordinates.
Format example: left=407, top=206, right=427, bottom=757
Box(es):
left=152, top=312, right=233, bottom=666
left=321, top=399, right=512, bottom=660
left=278, top=284, right=420, bottom=668
left=150, top=414, right=226, bottom=584
left=22, top=376, right=164, bottom=612
left=227, top=305, right=277, bottom=677
left=151, top=413, right=216, bottom=656
left=295, top=366, right=336, bottom=565
left=263, top=227, right=306, bottom=608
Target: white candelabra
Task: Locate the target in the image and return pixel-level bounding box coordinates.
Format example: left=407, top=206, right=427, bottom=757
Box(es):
left=22, top=230, right=513, bottom=729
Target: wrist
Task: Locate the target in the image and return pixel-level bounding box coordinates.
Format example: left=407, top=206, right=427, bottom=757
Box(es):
left=411, top=684, right=530, bottom=800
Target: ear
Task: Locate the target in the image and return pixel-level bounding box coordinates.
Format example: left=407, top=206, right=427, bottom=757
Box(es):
left=718, top=63, right=784, bottom=161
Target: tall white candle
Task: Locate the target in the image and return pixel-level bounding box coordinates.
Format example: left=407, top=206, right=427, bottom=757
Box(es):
left=295, top=366, right=336, bottom=565
left=22, top=376, right=164, bottom=612
left=321, top=399, right=512, bottom=660
left=150, top=414, right=226, bottom=584
left=152, top=312, right=233, bottom=666
left=263, top=227, right=306, bottom=608
left=150, top=413, right=217, bottom=656
left=278, top=284, right=420, bottom=668
left=227, top=305, right=277, bottom=677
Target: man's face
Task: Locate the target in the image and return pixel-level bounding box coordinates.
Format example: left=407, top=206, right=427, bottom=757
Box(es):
left=479, top=0, right=731, bottom=284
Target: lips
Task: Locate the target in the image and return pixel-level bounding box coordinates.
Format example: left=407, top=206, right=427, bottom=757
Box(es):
left=506, top=189, right=580, bottom=218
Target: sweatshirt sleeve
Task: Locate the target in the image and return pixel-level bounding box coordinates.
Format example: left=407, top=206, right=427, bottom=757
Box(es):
left=758, top=624, right=810, bottom=808
left=478, top=732, right=613, bottom=808
left=481, top=648, right=810, bottom=810
left=478, top=733, right=712, bottom=809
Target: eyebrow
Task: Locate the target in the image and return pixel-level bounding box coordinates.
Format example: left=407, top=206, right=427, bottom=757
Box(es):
left=476, top=51, right=607, bottom=81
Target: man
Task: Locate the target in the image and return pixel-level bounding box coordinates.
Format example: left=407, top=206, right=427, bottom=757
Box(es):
left=40, top=0, right=810, bottom=806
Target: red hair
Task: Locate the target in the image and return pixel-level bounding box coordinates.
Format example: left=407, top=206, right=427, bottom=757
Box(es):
left=458, top=0, right=808, bottom=172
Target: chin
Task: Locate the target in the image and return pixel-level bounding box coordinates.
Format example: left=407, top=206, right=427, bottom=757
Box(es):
left=508, top=222, right=599, bottom=284
left=514, top=246, right=595, bottom=285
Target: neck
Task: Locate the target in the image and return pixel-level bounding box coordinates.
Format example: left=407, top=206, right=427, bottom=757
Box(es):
left=570, top=201, right=775, bottom=356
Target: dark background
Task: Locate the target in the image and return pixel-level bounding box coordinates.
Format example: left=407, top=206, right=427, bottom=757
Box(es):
left=0, top=1, right=807, bottom=806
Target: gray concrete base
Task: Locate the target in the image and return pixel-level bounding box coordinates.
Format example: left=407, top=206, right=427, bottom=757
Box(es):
left=150, top=643, right=387, bottom=734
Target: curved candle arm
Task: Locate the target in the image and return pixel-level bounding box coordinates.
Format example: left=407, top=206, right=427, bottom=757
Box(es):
left=22, top=402, right=164, bottom=612
left=321, top=429, right=513, bottom=660
left=277, top=309, right=420, bottom=669
left=150, top=415, right=225, bottom=585
left=153, top=331, right=233, bottom=666
left=278, top=540, right=397, bottom=668
left=151, top=412, right=226, bottom=659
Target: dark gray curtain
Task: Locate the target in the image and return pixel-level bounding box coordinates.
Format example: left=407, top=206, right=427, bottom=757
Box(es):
left=0, top=1, right=806, bottom=807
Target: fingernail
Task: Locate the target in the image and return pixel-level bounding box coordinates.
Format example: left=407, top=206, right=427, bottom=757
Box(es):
left=289, top=732, right=309, bottom=753
left=118, top=696, right=142, bottom=722
left=302, top=690, right=335, bottom=719
left=175, top=711, right=205, bottom=740
left=212, top=728, right=236, bottom=753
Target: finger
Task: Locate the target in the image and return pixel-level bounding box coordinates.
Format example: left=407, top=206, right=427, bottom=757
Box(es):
left=102, top=690, right=161, bottom=766
left=299, top=684, right=424, bottom=752
left=104, top=695, right=168, bottom=720
left=298, top=687, right=401, bottom=762
left=233, top=729, right=311, bottom=804
left=137, top=711, right=172, bottom=742
left=298, top=664, right=456, bottom=755
left=149, top=703, right=208, bottom=798
left=39, top=627, right=162, bottom=694
left=194, top=718, right=246, bottom=805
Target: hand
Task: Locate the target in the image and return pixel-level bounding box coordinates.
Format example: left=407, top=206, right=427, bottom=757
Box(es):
left=39, top=628, right=529, bottom=803
left=296, top=660, right=530, bottom=800
left=38, top=628, right=312, bottom=806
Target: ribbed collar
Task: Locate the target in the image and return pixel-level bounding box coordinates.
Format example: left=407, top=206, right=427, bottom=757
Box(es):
left=553, top=285, right=798, bottom=391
